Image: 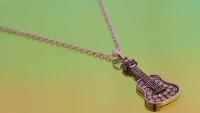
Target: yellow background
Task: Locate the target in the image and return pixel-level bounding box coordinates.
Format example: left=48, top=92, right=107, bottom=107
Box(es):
left=0, top=0, right=200, bottom=113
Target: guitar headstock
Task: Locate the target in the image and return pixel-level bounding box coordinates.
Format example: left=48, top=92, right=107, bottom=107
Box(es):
left=121, top=57, right=137, bottom=77
left=121, top=57, right=137, bottom=67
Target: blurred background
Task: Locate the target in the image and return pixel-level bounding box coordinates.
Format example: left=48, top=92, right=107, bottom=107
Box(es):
left=0, top=0, right=200, bottom=113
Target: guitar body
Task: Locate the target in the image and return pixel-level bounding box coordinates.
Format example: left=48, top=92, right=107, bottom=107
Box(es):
left=136, top=75, right=179, bottom=111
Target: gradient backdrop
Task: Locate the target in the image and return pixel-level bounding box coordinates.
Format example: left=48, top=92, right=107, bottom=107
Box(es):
left=0, top=0, right=200, bottom=113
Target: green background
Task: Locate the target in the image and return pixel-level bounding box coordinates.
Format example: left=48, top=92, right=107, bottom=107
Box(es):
left=0, top=0, right=200, bottom=113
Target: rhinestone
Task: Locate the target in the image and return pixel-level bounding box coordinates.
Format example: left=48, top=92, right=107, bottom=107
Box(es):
left=166, top=94, right=171, bottom=98
left=150, top=78, right=155, bottom=81
left=153, top=94, right=158, bottom=99
left=147, top=95, right=152, bottom=99
left=139, top=81, right=144, bottom=84
left=144, top=88, right=149, bottom=92
left=155, top=98, right=161, bottom=102
left=158, top=82, right=163, bottom=85
left=163, top=84, right=168, bottom=88
left=149, top=99, right=155, bottom=103
left=155, top=80, right=160, bottom=83
left=166, top=88, right=171, bottom=92
left=139, top=82, right=144, bottom=86
left=158, top=93, right=163, bottom=97
left=161, top=96, right=167, bottom=101
left=150, top=77, right=155, bottom=80
left=171, top=90, right=176, bottom=93
left=163, top=91, right=168, bottom=95
left=172, top=87, right=178, bottom=92
left=139, top=84, right=144, bottom=88
left=142, top=85, right=147, bottom=89
left=170, top=91, right=176, bottom=95
left=152, top=91, right=157, bottom=94
left=151, top=76, right=156, bottom=79
left=154, top=76, right=159, bottom=80
left=168, top=85, right=174, bottom=89
left=145, top=88, right=150, bottom=92
left=147, top=91, right=152, bottom=95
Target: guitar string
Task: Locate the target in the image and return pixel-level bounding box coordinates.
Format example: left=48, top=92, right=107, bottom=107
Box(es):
left=134, top=67, right=161, bottom=90
left=132, top=68, right=158, bottom=91
left=134, top=66, right=163, bottom=92
left=0, top=0, right=123, bottom=63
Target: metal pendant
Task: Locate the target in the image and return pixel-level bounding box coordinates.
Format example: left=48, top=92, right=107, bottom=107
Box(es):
left=121, top=57, right=180, bottom=111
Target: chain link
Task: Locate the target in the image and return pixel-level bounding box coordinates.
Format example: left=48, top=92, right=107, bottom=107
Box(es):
left=99, top=0, right=121, bottom=52
left=0, top=25, right=116, bottom=62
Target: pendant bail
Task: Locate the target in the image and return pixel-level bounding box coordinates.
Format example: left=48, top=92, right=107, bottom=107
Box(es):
left=112, top=49, right=125, bottom=60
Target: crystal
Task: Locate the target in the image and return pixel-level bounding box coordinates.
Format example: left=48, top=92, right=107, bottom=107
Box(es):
left=161, top=96, right=167, bottom=101
left=168, top=85, right=174, bottom=89
left=155, top=98, right=161, bottom=102
left=155, top=80, right=160, bottom=83
left=138, top=81, right=144, bottom=86
left=147, top=91, right=152, bottom=95
left=166, top=94, right=171, bottom=98
left=163, top=84, right=168, bottom=88
left=158, top=93, right=163, bottom=97
left=153, top=94, right=158, bottom=99
left=172, top=87, right=178, bottom=92
left=145, top=88, right=150, bottom=92
left=170, top=91, right=176, bottom=95
left=166, top=88, right=171, bottom=92
left=142, top=85, right=147, bottom=89
left=149, top=99, right=155, bottom=103
left=158, top=81, right=163, bottom=85
left=163, top=91, right=168, bottom=95
left=147, top=95, right=152, bottom=99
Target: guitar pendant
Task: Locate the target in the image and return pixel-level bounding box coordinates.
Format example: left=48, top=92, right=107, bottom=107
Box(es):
left=121, top=57, right=180, bottom=111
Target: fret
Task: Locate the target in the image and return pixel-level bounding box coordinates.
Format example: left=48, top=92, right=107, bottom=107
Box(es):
left=129, top=67, right=140, bottom=79
left=131, top=66, right=149, bottom=81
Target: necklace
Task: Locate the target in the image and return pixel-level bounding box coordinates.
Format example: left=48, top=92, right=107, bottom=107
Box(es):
left=0, top=0, right=179, bottom=111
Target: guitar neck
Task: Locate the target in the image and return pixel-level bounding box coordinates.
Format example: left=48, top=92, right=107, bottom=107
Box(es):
left=121, top=57, right=149, bottom=81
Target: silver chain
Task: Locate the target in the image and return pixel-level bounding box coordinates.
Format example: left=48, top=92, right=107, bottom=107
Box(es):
left=0, top=0, right=123, bottom=63
left=99, top=0, right=121, bottom=52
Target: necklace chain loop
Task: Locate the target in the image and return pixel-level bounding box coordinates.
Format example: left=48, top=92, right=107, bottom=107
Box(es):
left=0, top=0, right=123, bottom=63
left=0, top=25, right=115, bottom=62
